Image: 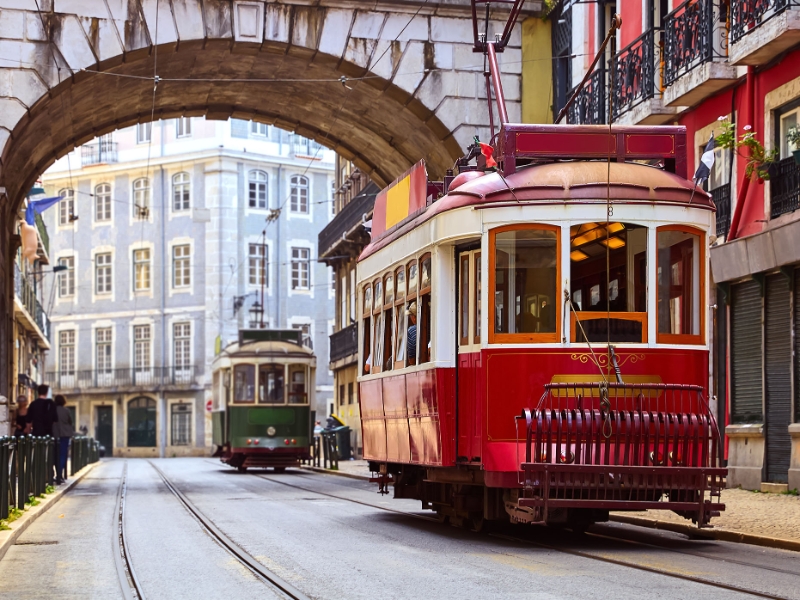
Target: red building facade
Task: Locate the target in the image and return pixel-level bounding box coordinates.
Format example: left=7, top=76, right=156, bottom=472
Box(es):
left=554, top=0, right=800, bottom=490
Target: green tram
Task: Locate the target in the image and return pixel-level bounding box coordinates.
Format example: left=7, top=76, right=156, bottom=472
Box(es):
left=211, top=329, right=315, bottom=471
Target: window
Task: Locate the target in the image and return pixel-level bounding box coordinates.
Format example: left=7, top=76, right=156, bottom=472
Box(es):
left=172, top=172, right=190, bottom=211
left=419, top=255, right=432, bottom=363
left=339, top=384, right=345, bottom=407
left=460, top=255, right=470, bottom=345
left=136, top=122, right=151, bottom=144
left=96, top=328, right=112, bottom=373
left=58, top=188, right=74, bottom=225
left=291, top=247, right=310, bottom=290
left=60, top=330, right=75, bottom=375
left=404, top=260, right=419, bottom=367
left=290, top=175, right=309, bottom=214
left=372, top=280, right=384, bottom=374
left=133, top=249, right=151, bottom=291
left=173, top=322, right=191, bottom=369
left=234, top=364, right=255, bottom=403
left=348, top=382, right=354, bottom=404
left=134, top=325, right=151, bottom=371
left=248, top=243, right=267, bottom=286
left=362, top=285, right=373, bottom=375
left=95, top=183, right=111, bottom=222
left=58, top=256, right=75, bottom=297
left=779, top=104, right=800, bottom=159
left=288, top=366, right=307, bottom=404
left=474, top=252, right=482, bottom=344
left=128, top=397, right=156, bottom=447
left=173, top=245, right=191, bottom=288
left=292, top=322, right=312, bottom=348
left=95, top=253, right=112, bottom=294
left=491, top=226, right=558, bottom=343
left=259, top=365, right=284, bottom=404
left=657, top=226, right=703, bottom=343
left=394, top=267, right=406, bottom=368
left=569, top=223, right=648, bottom=343
left=339, top=273, right=347, bottom=328
left=251, top=121, right=268, bottom=136
left=176, top=117, right=191, bottom=138
left=133, top=178, right=150, bottom=219
left=171, top=403, right=191, bottom=445
left=248, top=171, right=267, bottom=209
left=231, top=119, right=248, bottom=138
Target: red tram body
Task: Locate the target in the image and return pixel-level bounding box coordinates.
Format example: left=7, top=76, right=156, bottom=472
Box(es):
left=356, top=124, right=726, bottom=529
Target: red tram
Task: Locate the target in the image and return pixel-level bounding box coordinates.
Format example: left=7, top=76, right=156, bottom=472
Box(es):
left=355, top=16, right=726, bottom=527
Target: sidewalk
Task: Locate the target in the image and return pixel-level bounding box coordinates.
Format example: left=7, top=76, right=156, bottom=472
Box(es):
left=305, top=461, right=800, bottom=550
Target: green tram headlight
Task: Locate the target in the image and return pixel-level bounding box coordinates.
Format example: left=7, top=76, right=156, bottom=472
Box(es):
left=266, top=426, right=277, bottom=437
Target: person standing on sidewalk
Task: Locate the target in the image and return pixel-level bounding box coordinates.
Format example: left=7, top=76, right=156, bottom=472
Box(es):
left=27, top=384, right=58, bottom=482
left=52, top=395, right=74, bottom=484
left=13, top=396, right=31, bottom=437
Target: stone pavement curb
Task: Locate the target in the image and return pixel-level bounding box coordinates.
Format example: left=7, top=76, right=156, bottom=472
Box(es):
left=0, top=460, right=99, bottom=562
left=301, top=465, right=800, bottom=553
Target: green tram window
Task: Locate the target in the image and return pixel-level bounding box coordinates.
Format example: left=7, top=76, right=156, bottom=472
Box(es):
left=259, top=365, right=285, bottom=404
left=233, top=364, right=255, bottom=403
left=288, top=366, right=307, bottom=404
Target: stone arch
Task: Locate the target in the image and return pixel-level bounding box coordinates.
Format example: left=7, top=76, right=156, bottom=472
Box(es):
left=0, top=2, right=522, bottom=212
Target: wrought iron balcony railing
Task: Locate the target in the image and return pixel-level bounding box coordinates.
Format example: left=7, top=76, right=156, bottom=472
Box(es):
left=711, top=183, right=732, bottom=237
left=663, top=0, right=728, bottom=86
left=329, top=323, right=358, bottom=364
left=81, top=139, right=117, bottom=166
left=731, top=0, right=799, bottom=43
left=771, top=156, right=800, bottom=218
left=34, top=212, right=49, bottom=258
left=14, top=263, right=49, bottom=342
left=566, top=68, right=606, bottom=125
left=45, top=366, right=201, bottom=391
left=610, top=28, right=660, bottom=121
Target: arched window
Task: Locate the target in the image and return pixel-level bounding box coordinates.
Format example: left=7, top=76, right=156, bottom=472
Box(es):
left=127, top=397, right=156, bottom=447
left=133, top=178, right=150, bottom=219
left=290, top=175, right=309, bottom=214
left=172, top=172, right=190, bottom=211
left=58, top=188, right=74, bottom=225
left=95, top=183, right=111, bottom=222
left=248, top=170, right=267, bottom=209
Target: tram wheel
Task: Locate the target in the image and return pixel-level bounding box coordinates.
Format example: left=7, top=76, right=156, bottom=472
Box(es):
left=273, top=467, right=286, bottom=473
left=237, top=466, right=248, bottom=473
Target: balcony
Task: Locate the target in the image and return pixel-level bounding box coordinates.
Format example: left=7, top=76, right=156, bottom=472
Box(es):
left=566, top=69, right=606, bottom=125
left=81, top=139, right=117, bottom=166
left=730, top=0, right=800, bottom=64
left=771, top=156, right=800, bottom=218
left=34, top=211, right=49, bottom=263
left=329, top=323, right=358, bottom=365
left=13, top=264, right=49, bottom=344
left=318, top=182, right=379, bottom=261
left=663, top=0, right=738, bottom=107
left=610, top=29, right=677, bottom=125
left=45, top=366, right=202, bottom=393
left=712, top=183, right=732, bottom=237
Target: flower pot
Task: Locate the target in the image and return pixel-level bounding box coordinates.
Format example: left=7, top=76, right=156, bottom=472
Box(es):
left=794, top=149, right=800, bottom=165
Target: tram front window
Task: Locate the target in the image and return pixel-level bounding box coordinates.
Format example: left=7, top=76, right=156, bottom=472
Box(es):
left=492, top=226, right=558, bottom=341
left=569, top=223, right=647, bottom=343
left=657, top=227, right=702, bottom=342
left=259, top=365, right=285, bottom=404
left=288, top=366, right=307, bottom=404
left=233, top=364, right=255, bottom=403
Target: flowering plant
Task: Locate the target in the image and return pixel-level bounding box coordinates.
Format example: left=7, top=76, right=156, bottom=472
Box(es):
left=716, top=118, right=778, bottom=181
left=787, top=126, right=800, bottom=149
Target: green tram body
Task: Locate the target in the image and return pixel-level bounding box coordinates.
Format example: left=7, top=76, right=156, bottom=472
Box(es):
left=211, top=330, right=316, bottom=471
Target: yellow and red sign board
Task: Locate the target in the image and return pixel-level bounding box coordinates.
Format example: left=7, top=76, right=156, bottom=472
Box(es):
left=371, top=160, right=428, bottom=240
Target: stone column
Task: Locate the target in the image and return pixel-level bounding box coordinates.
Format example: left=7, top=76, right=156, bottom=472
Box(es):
left=726, top=423, right=765, bottom=490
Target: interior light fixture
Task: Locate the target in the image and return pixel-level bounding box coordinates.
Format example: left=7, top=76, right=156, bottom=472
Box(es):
left=600, top=237, right=626, bottom=249
left=570, top=249, right=590, bottom=261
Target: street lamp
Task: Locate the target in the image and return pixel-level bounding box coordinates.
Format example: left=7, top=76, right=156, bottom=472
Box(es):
left=249, top=301, right=264, bottom=329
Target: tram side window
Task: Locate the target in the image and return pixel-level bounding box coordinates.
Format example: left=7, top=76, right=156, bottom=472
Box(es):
left=406, top=260, right=418, bottom=367
left=362, top=286, right=372, bottom=374
left=372, top=280, right=384, bottom=373
left=569, top=222, right=647, bottom=342
left=288, top=366, right=307, bottom=404
left=382, top=274, right=394, bottom=371
left=419, top=255, right=432, bottom=363
left=492, top=227, right=558, bottom=342
left=657, top=227, right=703, bottom=342
left=259, top=365, right=284, bottom=404
left=233, top=364, right=255, bottom=403
left=394, top=267, right=406, bottom=368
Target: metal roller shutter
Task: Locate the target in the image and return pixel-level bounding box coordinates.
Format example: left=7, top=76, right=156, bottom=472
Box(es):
left=730, top=280, right=763, bottom=424
left=765, top=275, right=791, bottom=483
left=795, top=271, right=800, bottom=430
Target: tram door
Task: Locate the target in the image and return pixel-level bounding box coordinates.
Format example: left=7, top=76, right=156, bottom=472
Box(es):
left=457, top=247, right=482, bottom=462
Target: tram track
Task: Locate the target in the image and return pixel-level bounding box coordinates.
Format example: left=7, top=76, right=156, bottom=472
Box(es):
left=147, top=461, right=310, bottom=600
left=253, top=469, right=794, bottom=600
left=113, top=461, right=145, bottom=600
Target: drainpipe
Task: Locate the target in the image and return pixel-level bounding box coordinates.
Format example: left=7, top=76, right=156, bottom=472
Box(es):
left=275, top=165, right=282, bottom=328
left=727, top=66, right=755, bottom=241
left=159, top=162, right=167, bottom=458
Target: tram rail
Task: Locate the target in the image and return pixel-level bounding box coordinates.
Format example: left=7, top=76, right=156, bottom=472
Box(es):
left=113, top=461, right=144, bottom=600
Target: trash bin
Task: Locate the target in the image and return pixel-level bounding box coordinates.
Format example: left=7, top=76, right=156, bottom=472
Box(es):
left=330, top=426, right=352, bottom=460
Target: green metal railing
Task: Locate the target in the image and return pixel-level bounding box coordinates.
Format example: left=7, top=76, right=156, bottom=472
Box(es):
left=1, top=435, right=101, bottom=520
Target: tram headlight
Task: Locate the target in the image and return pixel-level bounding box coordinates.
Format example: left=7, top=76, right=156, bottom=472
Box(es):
left=266, top=426, right=277, bottom=437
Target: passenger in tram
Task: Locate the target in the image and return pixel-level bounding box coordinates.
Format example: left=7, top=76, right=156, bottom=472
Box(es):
left=406, top=302, right=417, bottom=366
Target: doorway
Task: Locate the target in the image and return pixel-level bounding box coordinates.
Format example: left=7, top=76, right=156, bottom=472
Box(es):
left=95, top=405, right=113, bottom=456
left=456, top=246, right=482, bottom=462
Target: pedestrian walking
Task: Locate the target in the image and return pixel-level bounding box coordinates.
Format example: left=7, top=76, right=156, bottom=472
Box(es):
left=13, top=396, right=31, bottom=437
left=27, top=384, right=56, bottom=436
left=52, top=395, right=74, bottom=484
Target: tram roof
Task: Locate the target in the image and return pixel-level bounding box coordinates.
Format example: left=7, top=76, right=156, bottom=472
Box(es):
left=361, top=161, right=713, bottom=260
left=216, top=339, right=314, bottom=360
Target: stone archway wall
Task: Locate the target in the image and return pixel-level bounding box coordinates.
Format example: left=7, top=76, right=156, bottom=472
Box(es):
left=0, top=0, right=525, bottom=211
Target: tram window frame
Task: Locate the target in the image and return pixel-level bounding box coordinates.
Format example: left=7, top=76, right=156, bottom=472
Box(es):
left=474, top=252, right=482, bottom=344
left=656, top=225, right=705, bottom=345
left=418, top=253, right=432, bottom=364
left=406, top=260, right=418, bottom=367
left=372, top=279, right=384, bottom=374
left=382, top=273, right=395, bottom=371
left=362, top=285, right=372, bottom=375
left=459, top=254, right=470, bottom=346
left=233, top=364, right=256, bottom=404
left=288, top=365, right=308, bottom=404
left=489, top=224, right=560, bottom=344
left=394, top=266, right=407, bottom=369
left=258, top=364, right=285, bottom=404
